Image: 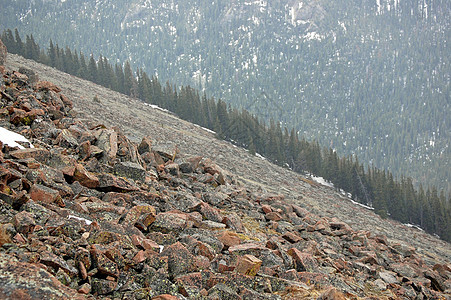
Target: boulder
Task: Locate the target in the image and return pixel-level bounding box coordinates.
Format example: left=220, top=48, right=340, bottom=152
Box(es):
left=0, top=252, right=85, bottom=299
left=29, top=184, right=63, bottom=206
left=113, top=161, right=146, bottom=181
left=97, top=173, right=139, bottom=192
left=73, top=163, right=99, bottom=188
left=138, top=136, right=152, bottom=154
left=151, top=211, right=191, bottom=233
left=160, top=242, right=197, bottom=277
left=35, top=81, right=62, bottom=93
left=90, top=245, right=119, bottom=277
left=95, top=128, right=118, bottom=164
left=234, top=255, right=262, bottom=276
left=217, top=231, right=241, bottom=250
left=287, top=248, right=319, bottom=272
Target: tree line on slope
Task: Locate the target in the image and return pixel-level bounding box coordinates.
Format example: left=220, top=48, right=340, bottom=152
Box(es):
left=2, top=29, right=449, bottom=242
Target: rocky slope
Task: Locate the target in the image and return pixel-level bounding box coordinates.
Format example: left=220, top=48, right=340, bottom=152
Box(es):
left=1, top=51, right=450, bottom=299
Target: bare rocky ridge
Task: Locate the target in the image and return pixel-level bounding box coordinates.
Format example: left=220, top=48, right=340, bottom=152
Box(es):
left=1, top=54, right=450, bottom=299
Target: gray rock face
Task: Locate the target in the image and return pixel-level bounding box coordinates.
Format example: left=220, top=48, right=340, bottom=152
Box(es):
left=113, top=161, right=146, bottom=181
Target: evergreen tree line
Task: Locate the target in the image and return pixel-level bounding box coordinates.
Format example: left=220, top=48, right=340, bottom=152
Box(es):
left=2, top=29, right=449, bottom=242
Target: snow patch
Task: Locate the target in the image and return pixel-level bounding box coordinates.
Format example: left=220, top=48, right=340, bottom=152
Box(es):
left=68, top=215, right=92, bottom=226
left=193, top=124, right=216, bottom=134
left=310, top=175, right=334, bottom=188
left=256, top=153, right=266, bottom=160
left=349, top=199, right=374, bottom=210
left=143, top=102, right=170, bottom=113
left=403, top=223, right=424, bottom=231
left=0, top=127, right=34, bottom=149
left=303, top=32, right=324, bottom=42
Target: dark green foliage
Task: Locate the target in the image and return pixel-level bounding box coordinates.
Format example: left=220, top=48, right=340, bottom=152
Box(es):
left=3, top=28, right=449, bottom=242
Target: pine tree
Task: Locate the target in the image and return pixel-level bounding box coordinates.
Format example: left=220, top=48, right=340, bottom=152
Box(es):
left=14, top=28, right=24, bottom=55
left=48, top=40, right=57, bottom=67
left=114, top=63, right=126, bottom=94
left=87, top=54, right=98, bottom=83
left=124, top=61, right=138, bottom=97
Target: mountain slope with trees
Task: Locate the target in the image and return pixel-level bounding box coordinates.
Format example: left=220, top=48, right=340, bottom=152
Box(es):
left=0, top=0, right=449, bottom=193
left=2, top=31, right=449, bottom=242
left=2, top=48, right=451, bottom=299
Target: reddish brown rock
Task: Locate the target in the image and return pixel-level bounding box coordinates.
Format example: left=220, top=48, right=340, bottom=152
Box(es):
left=9, top=148, right=50, bottom=162
left=73, top=163, right=99, bottom=188
left=265, top=211, right=282, bottom=221
left=132, top=250, right=150, bottom=264
left=151, top=211, right=191, bottom=233
left=13, top=210, right=35, bottom=234
left=29, top=184, right=62, bottom=205
left=123, top=205, right=156, bottom=227
left=329, top=219, right=353, bottom=236
left=152, top=294, right=180, bottom=300
left=160, top=242, right=197, bottom=277
left=90, top=245, right=119, bottom=278
left=78, top=283, right=91, bottom=294
left=142, top=238, right=160, bottom=252
left=193, top=241, right=216, bottom=261
left=234, top=254, right=262, bottom=276
left=221, top=213, right=245, bottom=233
left=217, top=231, right=241, bottom=250
left=97, top=173, right=139, bottom=192
left=287, top=248, right=318, bottom=272
left=317, top=287, right=346, bottom=300
left=190, top=201, right=222, bottom=222
left=78, top=261, right=88, bottom=280
left=291, top=204, right=310, bottom=218
left=282, top=231, right=303, bottom=244
left=36, top=81, right=62, bottom=93
left=261, top=204, right=272, bottom=214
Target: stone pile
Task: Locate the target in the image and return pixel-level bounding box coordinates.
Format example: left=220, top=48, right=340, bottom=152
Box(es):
left=0, top=63, right=450, bottom=299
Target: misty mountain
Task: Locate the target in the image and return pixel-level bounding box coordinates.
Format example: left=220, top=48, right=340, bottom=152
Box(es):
left=2, top=0, right=449, bottom=191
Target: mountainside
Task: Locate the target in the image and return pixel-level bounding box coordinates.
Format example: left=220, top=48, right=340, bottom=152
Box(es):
left=1, top=49, right=450, bottom=298
left=1, top=0, right=449, bottom=192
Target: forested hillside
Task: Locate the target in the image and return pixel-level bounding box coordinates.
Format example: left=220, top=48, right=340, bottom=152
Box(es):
left=0, top=0, right=449, bottom=192
left=2, top=31, right=449, bottom=242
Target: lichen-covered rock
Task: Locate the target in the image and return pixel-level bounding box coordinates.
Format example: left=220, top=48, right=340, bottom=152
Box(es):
left=151, top=211, right=191, bottom=233
left=234, top=254, right=262, bottom=276
left=161, top=242, right=197, bottom=277
left=113, top=161, right=146, bottom=181
left=0, top=252, right=86, bottom=300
